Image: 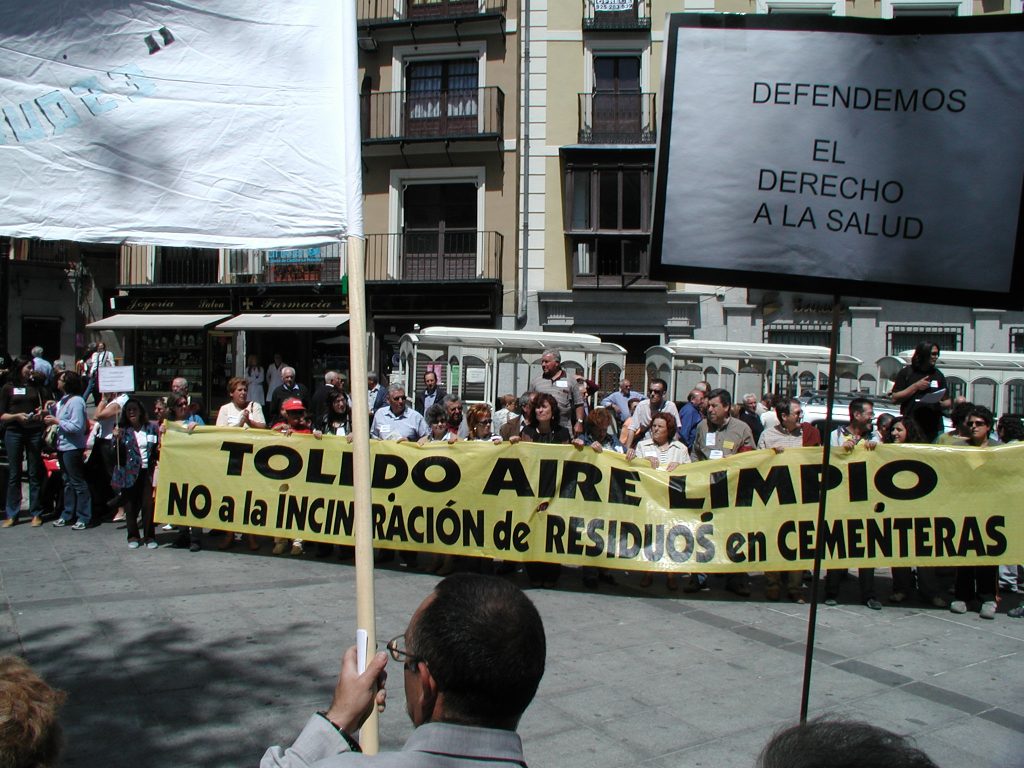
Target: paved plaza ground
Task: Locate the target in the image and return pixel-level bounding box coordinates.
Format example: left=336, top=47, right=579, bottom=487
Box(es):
left=1, top=520, right=1022, bottom=768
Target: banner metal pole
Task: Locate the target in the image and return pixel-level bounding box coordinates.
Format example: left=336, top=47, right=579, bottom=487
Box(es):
left=346, top=233, right=378, bottom=753
left=798, top=293, right=842, bottom=723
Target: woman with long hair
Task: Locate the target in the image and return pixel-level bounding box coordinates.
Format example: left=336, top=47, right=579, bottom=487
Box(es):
left=44, top=371, right=91, bottom=530
left=891, top=341, right=950, bottom=442
left=112, top=398, right=159, bottom=548
left=0, top=357, right=49, bottom=527
left=314, top=389, right=352, bottom=437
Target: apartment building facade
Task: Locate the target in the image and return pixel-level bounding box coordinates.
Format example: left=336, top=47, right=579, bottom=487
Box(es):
left=518, top=0, right=1024, bottom=409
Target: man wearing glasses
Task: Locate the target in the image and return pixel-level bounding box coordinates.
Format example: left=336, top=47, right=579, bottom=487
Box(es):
left=624, top=378, right=680, bottom=453
left=262, top=574, right=546, bottom=767
left=371, top=385, right=428, bottom=442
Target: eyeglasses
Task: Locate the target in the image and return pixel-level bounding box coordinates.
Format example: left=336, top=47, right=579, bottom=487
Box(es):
left=392, top=395, right=407, bottom=401
left=649, top=389, right=664, bottom=395
left=478, top=419, right=492, bottom=425
left=966, top=420, right=988, bottom=428
left=386, top=634, right=424, bottom=672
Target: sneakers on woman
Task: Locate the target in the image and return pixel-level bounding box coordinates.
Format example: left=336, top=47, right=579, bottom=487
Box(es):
left=128, top=540, right=141, bottom=549
left=71, top=521, right=88, bottom=530
left=52, top=519, right=67, bottom=528
left=949, top=600, right=968, bottom=614
left=146, top=540, right=159, bottom=549
left=979, top=601, right=997, bottom=620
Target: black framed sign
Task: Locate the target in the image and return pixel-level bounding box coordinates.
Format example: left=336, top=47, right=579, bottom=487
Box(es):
left=650, top=14, right=1024, bottom=310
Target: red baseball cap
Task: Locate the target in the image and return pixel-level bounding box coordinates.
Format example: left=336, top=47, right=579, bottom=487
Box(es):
left=281, top=398, right=305, bottom=412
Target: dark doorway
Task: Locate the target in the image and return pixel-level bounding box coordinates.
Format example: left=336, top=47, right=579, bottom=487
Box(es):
left=21, top=317, right=62, bottom=360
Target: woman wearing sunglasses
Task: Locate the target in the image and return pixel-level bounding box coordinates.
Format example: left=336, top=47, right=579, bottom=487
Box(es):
left=950, top=407, right=999, bottom=619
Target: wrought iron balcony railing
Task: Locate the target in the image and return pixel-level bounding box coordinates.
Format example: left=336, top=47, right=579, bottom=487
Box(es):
left=226, top=245, right=345, bottom=284
left=364, top=231, right=503, bottom=282
left=363, top=87, right=504, bottom=144
left=578, top=92, right=656, bottom=144
left=582, top=1, right=651, bottom=31
left=358, top=0, right=507, bottom=26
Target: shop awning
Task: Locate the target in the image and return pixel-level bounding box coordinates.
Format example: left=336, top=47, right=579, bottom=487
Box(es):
left=87, top=313, right=230, bottom=330
left=215, top=313, right=350, bottom=330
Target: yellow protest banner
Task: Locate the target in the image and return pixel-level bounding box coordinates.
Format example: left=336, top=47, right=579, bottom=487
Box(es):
left=153, top=426, right=1023, bottom=572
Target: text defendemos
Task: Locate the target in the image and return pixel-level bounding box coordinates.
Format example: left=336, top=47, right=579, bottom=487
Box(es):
left=154, top=427, right=1022, bottom=573
left=654, top=20, right=1024, bottom=302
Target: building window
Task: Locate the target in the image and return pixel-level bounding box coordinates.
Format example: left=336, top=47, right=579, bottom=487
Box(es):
left=156, top=247, right=218, bottom=284
left=886, top=325, right=963, bottom=356
left=1010, top=327, right=1024, bottom=353
left=757, top=0, right=843, bottom=14
left=1005, top=380, right=1024, bottom=415
left=567, top=165, right=651, bottom=234
left=881, top=0, right=970, bottom=16
left=404, top=59, right=479, bottom=137
left=565, top=163, right=655, bottom=288
left=763, top=323, right=832, bottom=347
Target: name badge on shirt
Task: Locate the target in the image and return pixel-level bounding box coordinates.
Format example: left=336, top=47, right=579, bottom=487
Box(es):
left=379, top=424, right=391, bottom=435
left=705, top=432, right=716, bottom=447
left=336, top=427, right=347, bottom=436
left=709, top=449, right=724, bottom=460
left=930, top=379, right=939, bottom=388
left=555, top=380, right=568, bottom=388
left=13, top=387, right=26, bottom=395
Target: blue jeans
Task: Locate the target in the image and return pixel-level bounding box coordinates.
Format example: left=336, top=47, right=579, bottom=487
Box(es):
left=58, top=449, right=91, bottom=525
left=4, top=427, right=43, bottom=519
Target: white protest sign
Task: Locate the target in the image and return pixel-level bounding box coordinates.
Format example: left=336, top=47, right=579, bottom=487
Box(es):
left=652, top=15, right=1024, bottom=309
left=98, top=366, right=136, bottom=394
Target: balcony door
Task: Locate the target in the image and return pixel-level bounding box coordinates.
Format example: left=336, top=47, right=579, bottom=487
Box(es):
left=593, top=55, right=641, bottom=141
left=402, top=182, right=477, bottom=280
left=405, top=59, right=479, bottom=138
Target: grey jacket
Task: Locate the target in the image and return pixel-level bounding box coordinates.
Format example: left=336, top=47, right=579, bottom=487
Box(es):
left=262, top=716, right=528, bottom=768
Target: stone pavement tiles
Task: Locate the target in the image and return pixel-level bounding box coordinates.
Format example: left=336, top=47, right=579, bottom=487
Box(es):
left=1, top=522, right=1022, bottom=768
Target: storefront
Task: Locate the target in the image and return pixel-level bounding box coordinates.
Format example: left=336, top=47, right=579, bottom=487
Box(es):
left=87, top=286, right=348, bottom=417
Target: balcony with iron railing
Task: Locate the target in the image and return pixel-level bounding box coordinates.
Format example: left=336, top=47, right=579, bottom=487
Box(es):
left=119, top=237, right=504, bottom=287
left=363, top=87, right=504, bottom=145
left=364, top=231, right=503, bottom=282
left=582, top=1, right=651, bottom=31
left=578, top=92, right=656, bottom=144
left=13, top=239, right=75, bottom=268
left=358, top=0, right=507, bottom=27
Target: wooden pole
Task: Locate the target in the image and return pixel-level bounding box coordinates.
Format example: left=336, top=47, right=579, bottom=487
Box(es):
left=346, top=233, right=378, bottom=752
left=798, top=294, right=842, bottom=723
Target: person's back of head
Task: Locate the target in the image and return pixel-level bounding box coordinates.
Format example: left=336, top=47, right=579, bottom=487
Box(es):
left=412, top=574, right=546, bottom=729
left=0, top=656, right=65, bottom=768
left=757, top=718, right=938, bottom=768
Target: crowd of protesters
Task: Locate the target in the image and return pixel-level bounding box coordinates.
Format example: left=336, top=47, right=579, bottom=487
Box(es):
left=2, top=342, right=1021, bottom=619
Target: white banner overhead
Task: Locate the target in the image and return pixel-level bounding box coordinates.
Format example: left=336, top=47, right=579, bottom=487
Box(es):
left=0, top=0, right=362, bottom=248
left=651, top=15, right=1024, bottom=310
